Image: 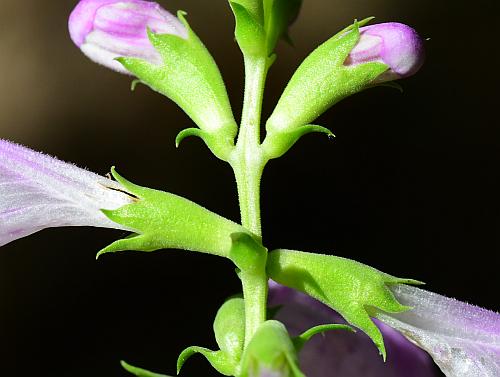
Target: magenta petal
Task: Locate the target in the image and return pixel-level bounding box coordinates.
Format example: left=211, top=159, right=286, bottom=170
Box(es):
left=0, top=139, right=135, bottom=247
left=68, top=0, right=187, bottom=73
left=345, top=22, right=425, bottom=82
left=269, top=281, right=439, bottom=377
left=378, top=285, right=500, bottom=377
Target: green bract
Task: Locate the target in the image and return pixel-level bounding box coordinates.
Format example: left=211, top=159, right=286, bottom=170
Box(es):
left=239, top=320, right=304, bottom=377
left=177, top=296, right=246, bottom=376
left=266, top=249, right=422, bottom=359
left=118, top=12, right=237, bottom=161
left=97, top=168, right=247, bottom=258
left=262, top=19, right=388, bottom=158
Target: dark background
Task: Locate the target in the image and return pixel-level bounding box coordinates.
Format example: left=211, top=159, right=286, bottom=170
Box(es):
left=0, top=0, right=498, bottom=376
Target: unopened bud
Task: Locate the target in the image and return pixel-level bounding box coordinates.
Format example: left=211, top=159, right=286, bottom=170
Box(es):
left=68, top=0, right=187, bottom=73
left=345, top=22, right=425, bottom=82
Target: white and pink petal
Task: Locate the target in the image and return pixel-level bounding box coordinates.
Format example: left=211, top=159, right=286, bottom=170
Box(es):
left=0, top=139, right=135, bottom=246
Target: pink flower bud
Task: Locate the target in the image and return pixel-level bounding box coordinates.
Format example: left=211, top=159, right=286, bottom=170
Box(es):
left=345, top=22, right=425, bottom=82
left=68, top=0, right=187, bottom=73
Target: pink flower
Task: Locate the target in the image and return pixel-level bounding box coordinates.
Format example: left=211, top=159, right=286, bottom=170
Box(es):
left=68, top=0, right=187, bottom=73
left=0, top=139, right=135, bottom=246
left=269, top=282, right=500, bottom=377
left=345, top=22, right=425, bottom=82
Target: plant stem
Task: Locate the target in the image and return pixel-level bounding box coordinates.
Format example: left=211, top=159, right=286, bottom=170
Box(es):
left=230, top=54, right=270, bottom=345
left=232, top=55, right=268, bottom=237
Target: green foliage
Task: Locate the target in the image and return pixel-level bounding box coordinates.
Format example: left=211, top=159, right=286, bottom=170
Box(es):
left=262, top=19, right=387, bottom=158
left=121, top=361, right=171, bottom=377
left=266, top=249, right=422, bottom=359
left=118, top=12, right=237, bottom=161
left=240, top=320, right=304, bottom=377
left=97, top=168, right=246, bottom=258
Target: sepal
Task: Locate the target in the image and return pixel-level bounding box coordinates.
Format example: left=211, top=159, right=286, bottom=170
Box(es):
left=118, top=12, right=237, bottom=141
left=97, top=168, right=245, bottom=258
left=240, top=320, right=304, bottom=377
left=266, top=249, right=422, bottom=359
left=177, top=346, right=235, bottom=376
left=264, top=19, right=388, bottom=135
left=121, top=361, right=171, bottom=377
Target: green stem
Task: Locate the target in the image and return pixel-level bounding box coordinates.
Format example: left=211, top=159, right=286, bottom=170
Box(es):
left=230, top=54, right=270, bottom=345
left=232, top=55, right=268, bottom=237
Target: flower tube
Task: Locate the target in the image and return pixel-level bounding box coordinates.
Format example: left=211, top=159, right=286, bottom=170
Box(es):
left=68, top=0, right=187, bottom=73
left=377, top=284, right=500, bottom=377
left=0, top=139, right=135, bottom=246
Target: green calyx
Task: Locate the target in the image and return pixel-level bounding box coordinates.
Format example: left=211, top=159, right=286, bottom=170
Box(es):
left=266, top=249, right=422, bottom=359
left=229, top=0, right=302, bottom=57
left=240, top=320, right=304, bottom=377
left=262, top=18, right=388, bottom=157
left=97, top=168, right=246, bottom=259
left=118, top=11, right=237, bottom=160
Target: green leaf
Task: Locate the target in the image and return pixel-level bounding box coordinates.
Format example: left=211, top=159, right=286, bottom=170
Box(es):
left=293, top=324, right=355, bottom=351
left=266, top=249, right=423, bottom=359
left=264, top=19, right=388, bottom=135
left=230, top=2, right=267, bottom=56
left=118, top=11, right=237, bottom=156
left=240, top=320, right=304, bottom=377
left=97, top=168, right=246, bottom=259
left=213, top=296, right=246, bottom=362
left=177, top=346, right=235, bottom=376
left=121, top=361, right=171, bottom=377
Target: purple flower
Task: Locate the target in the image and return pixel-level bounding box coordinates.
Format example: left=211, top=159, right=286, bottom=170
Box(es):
left=68, top=0, right=187, bottom=73
left=0, top=139, right=135, bottom=246
left=345, top=22, right=425, bottom=83
left=378, top=285, right=500, bottom=377
left=270, top=281, right=500, bottom=377
left=269, top=281, right=439, bottom=377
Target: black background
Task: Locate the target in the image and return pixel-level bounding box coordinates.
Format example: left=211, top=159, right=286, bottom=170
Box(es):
left=0, top=0, right=498, bottom=376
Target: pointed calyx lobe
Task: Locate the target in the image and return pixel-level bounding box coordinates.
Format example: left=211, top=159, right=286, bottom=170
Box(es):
left=266, top=249, right=421, bottom=359
left=262, top=19, right=425, bottom=159
left=98, top=168, right=247, bottom=259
